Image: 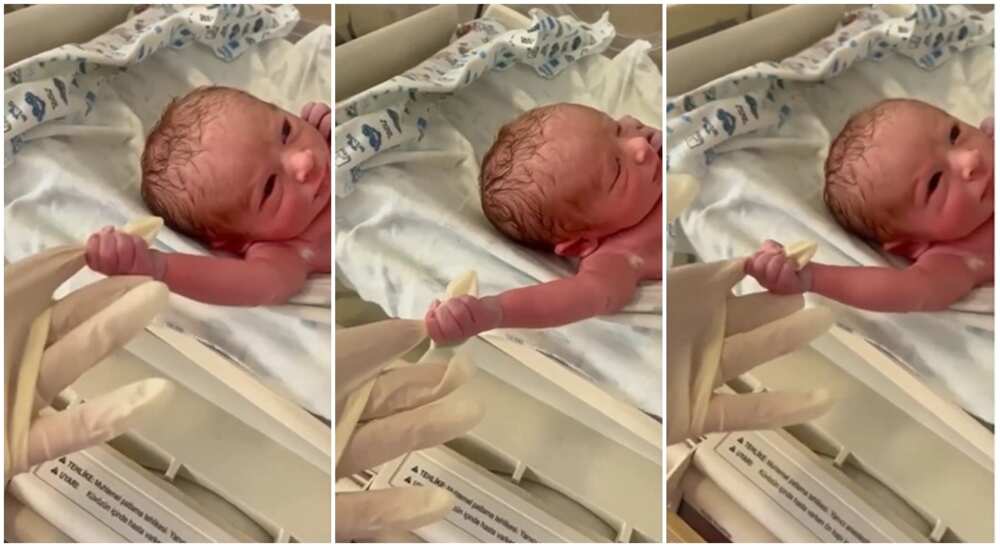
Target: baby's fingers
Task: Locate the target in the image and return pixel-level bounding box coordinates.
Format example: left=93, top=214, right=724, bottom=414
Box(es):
left=300, top=102, right=317, bottom=120
left=746, top=250, right=774, bottom=278
left=114, top=231, right=136, bottom=272
left=320, top=111, right=332, bottom=140
left=432, top=309, right=464, bottom=345
left=764, top=253, right=788, bottom=284
left=761, top=239, right=784, bottom=254
left=98, top=230, right=121, bottom=273
left=85, top=234, right=101, bottom=271
left=425, top=315, right=446, bottom=345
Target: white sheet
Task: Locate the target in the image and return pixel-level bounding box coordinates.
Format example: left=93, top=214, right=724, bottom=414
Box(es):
left=668, top=5, right=994, bottom=420
left=4, top=5, right=333, bottom=418
left=336, top=12, right=664, bottom=415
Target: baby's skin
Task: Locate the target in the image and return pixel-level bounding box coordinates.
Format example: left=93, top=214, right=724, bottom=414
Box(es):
left=86, top=100, right=332, bottom=306
left=749, top=109, right=993, bottom=312
left=426, top=107, right=663, bottom=343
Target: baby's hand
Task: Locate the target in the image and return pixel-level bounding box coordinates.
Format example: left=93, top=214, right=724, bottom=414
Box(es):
left=745, top=240, right=812, bottom=295
left=425, top=295, right=503, bottom=345
left=85, top=227, right=164, bottom=279
left=981, top=116, right=994, bottom=139
left=301, top=102, right=331, bottom=142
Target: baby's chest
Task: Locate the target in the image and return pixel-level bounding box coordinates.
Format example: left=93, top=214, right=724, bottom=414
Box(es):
left=931, top=219, right=994, bottom=283
left=293, top=210, right=331, bottom=273
left=597, top=215, right=663, bottom=279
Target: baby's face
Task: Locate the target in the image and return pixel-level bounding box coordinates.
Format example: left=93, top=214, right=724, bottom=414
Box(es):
left=195, top=94, right=331, bottom=245
left=862, top=101, right=993, bottom=243
left=540, top=105, right=662, bottom=238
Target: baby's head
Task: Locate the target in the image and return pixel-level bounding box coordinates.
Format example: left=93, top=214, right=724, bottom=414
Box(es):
left=479, top=103, right=662, bottom=257
left=141, top=86, right=330, bottom=251
left=825, top=98, right=993, bottom=256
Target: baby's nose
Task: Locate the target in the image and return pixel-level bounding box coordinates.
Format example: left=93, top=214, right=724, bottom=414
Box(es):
left=624, top=135, right=654, bottom=163
left=951, top=148, right=982, bottom=181
left=285, top=149, right=315, bottom=183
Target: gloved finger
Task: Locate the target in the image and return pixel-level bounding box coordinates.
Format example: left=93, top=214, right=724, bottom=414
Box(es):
left=667, top=173, right=699, bottom=223
left=364, top=355, right=475, bottom=420
left=336, top=320, right=426, bottom=401
left=784, top=241, right=817, bottom=269
left=47, top=276, right=156, bottom=347
left=337, top=394, right=484, bottom=478
left=120, top=216, right=162, bottom=244
left=335, top=487, right=454, bottom=541
left=668, top=258, right=747, bottom=301
left=5, top=245, right=87, bottom=324
left=445, top=271, right=478, bottom=297
left=700, top=389, right=835, bottom=437
left=719, top=307, right=834, bottom=385
left=27, top=379, right=174, bottom=471
left=725, top=292, right=804, bottom=336
left=37, top=281, right=169, bottom=406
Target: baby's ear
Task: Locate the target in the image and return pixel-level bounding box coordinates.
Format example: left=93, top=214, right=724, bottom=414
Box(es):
left=882, top=239, right=931, bottom=260
left=554, top=237, right=599, bottom=258
left=206, top=229, right=241, bottom=252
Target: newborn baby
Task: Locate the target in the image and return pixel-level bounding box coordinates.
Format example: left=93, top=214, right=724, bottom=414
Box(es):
left=748, top=98, right=994, bottom=311
left=86, top=86, right=332, bottom=306
left=425, top=103, right=663, bottom=344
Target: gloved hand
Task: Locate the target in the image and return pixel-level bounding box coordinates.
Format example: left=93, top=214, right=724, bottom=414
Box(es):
left=667, top=249, right=835, bottom=445
left=5, top=217, right=173, bottom=482
left=336, top=273, right=485, bottom=542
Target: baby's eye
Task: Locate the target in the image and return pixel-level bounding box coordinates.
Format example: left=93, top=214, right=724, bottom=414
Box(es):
left=927, top=171, right=942, bottom=198
left=615, top=158, right=622, bottom=181
left=261, top=175, right=276, bottom=208
left=616, top=124, right=622, bottom=137
left=281, top=119, right=291, bottom=143
left=950, top=124, right=960, bottom=144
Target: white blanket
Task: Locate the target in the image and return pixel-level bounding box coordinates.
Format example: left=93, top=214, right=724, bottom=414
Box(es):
left=335, top=11, right=664, bottom=415
left=4, top=5, right=332, bottom=418
left=668, top=5, right=994, bottom=420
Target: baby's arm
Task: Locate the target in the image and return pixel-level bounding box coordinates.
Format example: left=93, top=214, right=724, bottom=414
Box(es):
left=160, top=245, right=308, bottom=306
left=808, top=257, right=976, bottom=312
left=746, top=241, right=977, bottom=312
left=86, top=228, right=307, bottom=306
left=425, top=252, right=642, bottom=344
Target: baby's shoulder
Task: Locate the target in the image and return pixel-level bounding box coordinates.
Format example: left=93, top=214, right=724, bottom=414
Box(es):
left=914, top=243, right=992, bottom=285
left=591, top=202, right=662, bottom=279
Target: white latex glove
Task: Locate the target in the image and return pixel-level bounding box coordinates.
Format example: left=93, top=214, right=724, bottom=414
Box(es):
left=5, top=218, right=173, bottom=482
left=335, top=273, right=485, bottom=542
left=667, top=173, right=700, bottom=223
left=667, top=248, right=835, bottom=445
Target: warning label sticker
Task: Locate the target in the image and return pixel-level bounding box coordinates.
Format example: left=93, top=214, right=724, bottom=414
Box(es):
left=389, top=455, right=567, bottom=543
left=36, top=453, right=208, bottom=543
left=714, top=433, right=887, bottom=543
